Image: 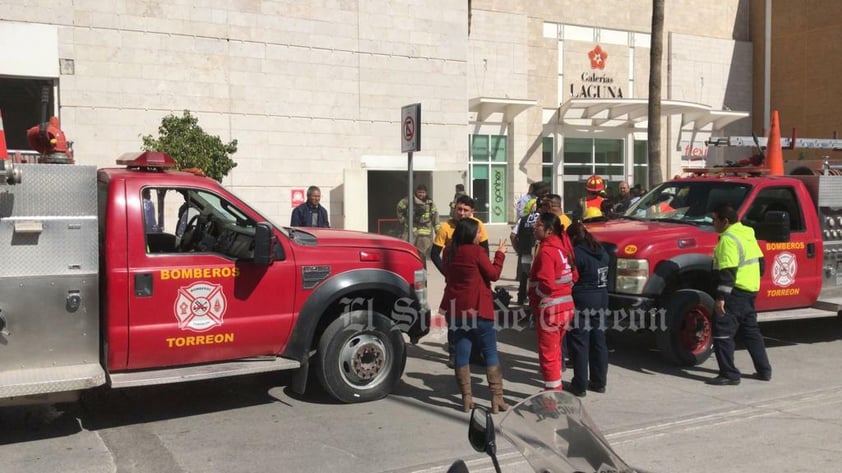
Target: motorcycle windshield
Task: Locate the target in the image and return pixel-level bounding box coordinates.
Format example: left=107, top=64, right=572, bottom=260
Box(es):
left=499, top=391, right=636, bottom=473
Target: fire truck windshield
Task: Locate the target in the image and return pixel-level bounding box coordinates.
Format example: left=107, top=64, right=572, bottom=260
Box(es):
left=623, top=180, right=751, bottom=226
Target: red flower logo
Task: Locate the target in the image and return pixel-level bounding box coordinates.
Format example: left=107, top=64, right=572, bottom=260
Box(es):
left=588, top=45, right=608, bottom=70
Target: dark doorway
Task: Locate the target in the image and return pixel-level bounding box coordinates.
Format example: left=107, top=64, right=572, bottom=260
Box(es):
left=0, top=77, right=56, bottom=151
left=367, top=170, right=432, bottom=236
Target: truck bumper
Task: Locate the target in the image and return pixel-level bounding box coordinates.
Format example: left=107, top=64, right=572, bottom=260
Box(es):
left=608, top=293, right=662, bottom=330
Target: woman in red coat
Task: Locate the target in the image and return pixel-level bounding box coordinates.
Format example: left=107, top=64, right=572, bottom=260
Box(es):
left=529, top=212, right=578, bottom=390
left=439, top=218, right=508, bottom=412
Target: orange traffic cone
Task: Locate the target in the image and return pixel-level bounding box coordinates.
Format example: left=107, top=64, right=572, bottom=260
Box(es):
left=0, top=108, right=8, bottom=160
left=766, top=110, right=784, bottom=176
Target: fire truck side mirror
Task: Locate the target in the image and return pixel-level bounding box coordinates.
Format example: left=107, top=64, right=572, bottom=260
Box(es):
left=253, top=222, right=274, bottom=265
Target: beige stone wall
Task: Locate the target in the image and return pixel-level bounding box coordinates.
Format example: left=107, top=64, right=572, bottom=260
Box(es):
left=0, top=0, right=469, bottom=225
left=472, top=0, right=751, bottom=191
left=1, top=0, right=753, bottom=225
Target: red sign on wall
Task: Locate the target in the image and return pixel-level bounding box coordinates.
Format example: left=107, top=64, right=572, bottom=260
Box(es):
left=291, top=188, right=305, bottom=208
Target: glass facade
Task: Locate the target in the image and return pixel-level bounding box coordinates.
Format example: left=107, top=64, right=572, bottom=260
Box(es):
left=633, top=140, right=650, bottom=191
left=542, top=136, right=554, bottom=186
left=562, top=137, right=623, bottom=215
left=470, top=134, right=508, bottom=223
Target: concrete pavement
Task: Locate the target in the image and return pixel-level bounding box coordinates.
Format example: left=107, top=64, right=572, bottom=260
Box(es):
left=4, top=221, right=841, bottom=473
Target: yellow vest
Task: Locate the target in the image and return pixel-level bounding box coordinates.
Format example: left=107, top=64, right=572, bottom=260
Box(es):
left=713, top=222, right=763, bottom=292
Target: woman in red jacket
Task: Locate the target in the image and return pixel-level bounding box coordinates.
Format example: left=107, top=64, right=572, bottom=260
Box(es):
left=529, top=212, right=578, bottom=390
left=440, top=218, right=508, bottom=413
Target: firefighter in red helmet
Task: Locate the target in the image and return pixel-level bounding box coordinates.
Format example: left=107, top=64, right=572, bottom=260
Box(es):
left=580, top=175, right=606, bottom=217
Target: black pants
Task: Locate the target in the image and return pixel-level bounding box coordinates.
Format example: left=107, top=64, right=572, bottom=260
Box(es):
left=568, top=309, right=609, bottom=391
left=712, top=290, right=772, bottom=380
left=516, top=254, right=530, bottom=304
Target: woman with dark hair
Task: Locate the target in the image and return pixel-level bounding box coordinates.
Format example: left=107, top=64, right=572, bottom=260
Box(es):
left=529, top=212, right=578, bottom=391
left=439, top=218, right=509, bottom=413
left=566, top=221, right=610, bottom=397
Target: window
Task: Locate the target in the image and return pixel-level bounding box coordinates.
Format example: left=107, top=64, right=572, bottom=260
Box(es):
left=743, top=187, right=805, bottom=232
left=469, top=134, right=509, bottom=223
left=542, top=136, right=554, bottom=186
left=562, top=137, right=624, bottom=214
left=633, top=140, right=649, bottom=190
left=142, top=187, right=258, bottom=259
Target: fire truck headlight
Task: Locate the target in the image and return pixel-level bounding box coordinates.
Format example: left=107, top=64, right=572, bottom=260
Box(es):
left=414, top=269, right=428, bottom=309
left=616, top=258, right=649, bottom=294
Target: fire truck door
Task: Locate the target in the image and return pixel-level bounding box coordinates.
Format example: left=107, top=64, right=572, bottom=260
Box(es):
left=124, top=186, right=296, bottom=371
left=745, top=186, right=821, bottom=311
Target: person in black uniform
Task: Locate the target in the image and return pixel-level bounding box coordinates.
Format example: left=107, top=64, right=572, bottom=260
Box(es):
left=566, top=221, right=610, bottom=397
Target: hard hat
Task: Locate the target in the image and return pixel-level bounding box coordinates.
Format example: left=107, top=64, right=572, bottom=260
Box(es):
left=583, top=206, right=603, bottom=220
left=585, top=175, right=605, bottom=192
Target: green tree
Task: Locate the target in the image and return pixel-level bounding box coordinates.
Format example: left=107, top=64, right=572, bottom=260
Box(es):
left=141, top=110, right=237, bottom=182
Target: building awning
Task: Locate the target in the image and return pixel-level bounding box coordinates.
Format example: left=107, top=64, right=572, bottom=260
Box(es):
left=470, top=97, right=538, bottom=122
left=558, top=98, right=748, bottom=131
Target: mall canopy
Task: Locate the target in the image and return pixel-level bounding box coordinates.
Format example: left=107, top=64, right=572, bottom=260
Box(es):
left=470, top=97, right=538, bottom=122
left=557, top=98, right=748, bottom=131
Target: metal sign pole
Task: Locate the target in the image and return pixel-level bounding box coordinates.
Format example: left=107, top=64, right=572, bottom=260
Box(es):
left=401, top=103, right=421, bottom=245
left=407, top=152, right=414, bottom=244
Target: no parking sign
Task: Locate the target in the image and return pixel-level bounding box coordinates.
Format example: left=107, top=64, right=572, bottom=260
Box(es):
left=401, top=103, right=421, bottom=153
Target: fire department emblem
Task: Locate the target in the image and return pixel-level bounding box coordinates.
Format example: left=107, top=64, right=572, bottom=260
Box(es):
left=174, top=281, right=227, bottom=332
left=771, top=251, right=797, bottom=287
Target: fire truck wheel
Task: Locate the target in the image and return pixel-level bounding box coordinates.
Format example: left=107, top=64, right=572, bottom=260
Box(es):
left=315, top=310, right=407, bottom=403
left=655, top=289, right=714, bottom=366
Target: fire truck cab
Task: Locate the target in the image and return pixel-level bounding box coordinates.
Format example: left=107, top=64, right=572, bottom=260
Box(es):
left=0, top=153, right=429, bottom=406
left=587, top=164, right=842, bottom=365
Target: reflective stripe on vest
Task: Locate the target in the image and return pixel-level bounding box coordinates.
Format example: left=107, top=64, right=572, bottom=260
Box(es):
left=715, top=229, right=761, bottom=293
left=713, top=233, right=760, bottom=269
left=539, top=295, right=574, bottom=308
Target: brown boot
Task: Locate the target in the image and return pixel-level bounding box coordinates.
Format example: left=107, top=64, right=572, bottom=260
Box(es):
left=486, top=365, right=509, bottom=414
left=455, top=366, right=474, bottom=412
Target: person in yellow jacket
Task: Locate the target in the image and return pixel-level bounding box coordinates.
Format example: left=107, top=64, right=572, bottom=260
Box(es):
left=707, top=203, right=772, bottom=385
left=540, top=194, right=573, bottom=230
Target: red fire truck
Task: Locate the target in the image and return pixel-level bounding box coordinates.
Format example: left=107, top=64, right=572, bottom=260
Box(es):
left=588, top=125, right=842, bottom=365
left=0, top=152, right=429, bottom=406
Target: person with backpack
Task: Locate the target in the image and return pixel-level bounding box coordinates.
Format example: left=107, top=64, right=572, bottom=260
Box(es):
left=510, top=183, right=550, bottom=305
left=510, top=207, right=540, bottom=305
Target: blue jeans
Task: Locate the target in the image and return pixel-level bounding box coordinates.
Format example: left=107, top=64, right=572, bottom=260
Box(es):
left=452, top=318, right=500, bottom=368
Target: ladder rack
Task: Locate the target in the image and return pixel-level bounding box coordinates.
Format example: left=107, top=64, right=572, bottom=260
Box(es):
left=706, top=136, right=842, bottom=150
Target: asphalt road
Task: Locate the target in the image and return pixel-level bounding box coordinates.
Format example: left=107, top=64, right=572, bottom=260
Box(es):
left=2, top=249, right=842, bottom=473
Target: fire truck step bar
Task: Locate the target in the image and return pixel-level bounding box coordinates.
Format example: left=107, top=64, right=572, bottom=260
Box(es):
left=758, top=305, right=840, bottom=323
left=0, top=363, right=106, bottom=400
left=108, top=357, right=301, bottom=388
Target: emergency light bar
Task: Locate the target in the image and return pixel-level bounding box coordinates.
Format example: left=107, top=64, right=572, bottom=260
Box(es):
left=116, top=151, right=177, bottom=170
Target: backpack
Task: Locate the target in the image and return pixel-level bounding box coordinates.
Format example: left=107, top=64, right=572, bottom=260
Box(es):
left=516, top=212, right=539, bottom=256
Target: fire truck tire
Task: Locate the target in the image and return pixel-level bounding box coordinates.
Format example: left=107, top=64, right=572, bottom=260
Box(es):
left=315, top=310, right=407, bottom=403
left=655, top=289, right=714, bottom=366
